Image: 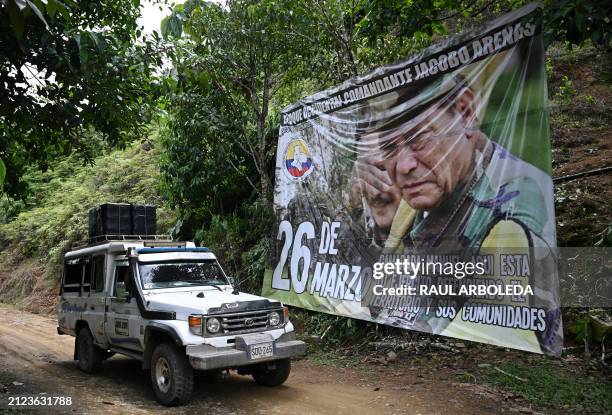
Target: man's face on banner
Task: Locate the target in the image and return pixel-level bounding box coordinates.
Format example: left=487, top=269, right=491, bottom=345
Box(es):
left=378, top=90, right=477, bottom=210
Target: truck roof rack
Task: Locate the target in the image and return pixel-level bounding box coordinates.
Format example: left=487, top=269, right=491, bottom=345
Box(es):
left=136, top=247, right=210, bottom=254
left=71, top=234, right=173, bottom=250
left=143, top=240, right=187, bottom=248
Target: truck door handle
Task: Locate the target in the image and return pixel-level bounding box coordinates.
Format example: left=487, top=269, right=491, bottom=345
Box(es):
left=105, top=306, right=109, bottom=312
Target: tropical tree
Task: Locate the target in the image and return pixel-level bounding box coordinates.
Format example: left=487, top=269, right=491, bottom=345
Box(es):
left=161, top=0, right=319, bottom=209
left=0, top=0, right=163, bottom=196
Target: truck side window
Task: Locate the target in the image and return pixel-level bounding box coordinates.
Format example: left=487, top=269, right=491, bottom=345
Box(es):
left=114, top=265, right=130, bottom=300
left=82, top=257, right=92, bottom=294
left=63, top=259, right=82, bottom=293
left=91, top=256, right=105, bottom=292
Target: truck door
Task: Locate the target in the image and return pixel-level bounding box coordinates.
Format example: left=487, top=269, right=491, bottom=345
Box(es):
left=86, top=254, right=107, bottom=345
left=105, top=261, right=143, bottom=352
left=58, top=257, right=84, bottom=335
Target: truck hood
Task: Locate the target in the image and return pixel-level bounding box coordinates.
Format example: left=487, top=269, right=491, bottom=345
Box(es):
left=142, top=288, right=281, bottom=320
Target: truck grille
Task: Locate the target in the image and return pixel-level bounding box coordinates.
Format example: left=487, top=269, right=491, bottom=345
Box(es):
left=221, top=311, right=269, bottom=334
left=211, top=309, right=283, bottom=335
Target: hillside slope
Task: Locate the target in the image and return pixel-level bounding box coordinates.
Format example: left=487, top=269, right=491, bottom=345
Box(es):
left=0, top=138, right=176, bottom=313
left=548, top=45, right=612, bottom=246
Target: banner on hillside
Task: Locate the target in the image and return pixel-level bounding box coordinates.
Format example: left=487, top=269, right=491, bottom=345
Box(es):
left=263, top=3, right=563, bottom=356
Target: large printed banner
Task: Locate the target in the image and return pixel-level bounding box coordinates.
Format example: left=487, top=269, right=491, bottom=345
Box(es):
left=262, top=3, right=563, bottom=356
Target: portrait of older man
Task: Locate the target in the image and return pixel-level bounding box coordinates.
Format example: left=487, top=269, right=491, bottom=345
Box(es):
left=353, top=74, right=556, bottom=253
left=352, top=73, right=561, bottom=355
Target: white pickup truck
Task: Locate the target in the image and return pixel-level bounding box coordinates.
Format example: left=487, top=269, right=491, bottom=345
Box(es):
left=57, top=239, right=305, bottom=406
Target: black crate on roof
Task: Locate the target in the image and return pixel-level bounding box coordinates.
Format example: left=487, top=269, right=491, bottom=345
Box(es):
left=131, top=204, right=157, bottom=236
left=97, top=203, right=132, bottom=236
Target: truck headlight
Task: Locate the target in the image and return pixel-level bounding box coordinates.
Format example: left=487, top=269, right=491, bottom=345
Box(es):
left=206, top=317, right=221, bottom=334
left=269, top=311, right=281, bottom=326
left=188, top=315, right=203, bottom=335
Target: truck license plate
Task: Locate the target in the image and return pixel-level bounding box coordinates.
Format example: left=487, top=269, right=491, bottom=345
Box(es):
left=248, top=342, right=274, bottom=360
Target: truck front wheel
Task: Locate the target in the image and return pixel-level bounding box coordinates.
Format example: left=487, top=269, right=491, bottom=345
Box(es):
left=252, top=359, right=291, bottom=386
left=76, top=327, right=103, bottom=374
left=150, top=343, right=194, bottom=406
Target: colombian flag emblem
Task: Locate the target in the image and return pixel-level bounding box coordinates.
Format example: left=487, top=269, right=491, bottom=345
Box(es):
left=284, top=138, right=314, bottom=180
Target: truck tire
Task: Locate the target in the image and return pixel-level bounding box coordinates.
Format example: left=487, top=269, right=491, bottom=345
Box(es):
left=150, top=343, right=193, bottom=406
left=252, top=359, right=291, bottom=386
left=76, top=327, right=103, bottom=374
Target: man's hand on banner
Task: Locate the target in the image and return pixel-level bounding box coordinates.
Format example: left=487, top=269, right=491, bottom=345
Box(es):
left=350, top=154, right=402, bottom=239
left=350, top=154, right=393, bottom=207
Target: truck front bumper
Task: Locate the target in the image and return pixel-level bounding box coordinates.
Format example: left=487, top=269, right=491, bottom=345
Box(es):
left=186, top=333, right=306, bottom=370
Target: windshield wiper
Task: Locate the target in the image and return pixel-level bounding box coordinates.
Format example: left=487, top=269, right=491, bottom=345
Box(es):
left=208, top=284, right=224, bottom=292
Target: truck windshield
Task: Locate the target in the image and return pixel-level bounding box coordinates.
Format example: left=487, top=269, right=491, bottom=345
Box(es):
left=139, top=261, right=228, bottom=289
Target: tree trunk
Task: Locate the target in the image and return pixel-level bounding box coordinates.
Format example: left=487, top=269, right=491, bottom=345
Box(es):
left=254, top=69, right=274, bottom=211
left=260, top=172, right=273, bottom=209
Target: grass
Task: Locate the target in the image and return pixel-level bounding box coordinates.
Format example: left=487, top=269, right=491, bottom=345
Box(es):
left=305, top=347, right=363, bottom=368
left=479, top=361, right=612, bottom=413
left=306, top=349, right=345, bottom=366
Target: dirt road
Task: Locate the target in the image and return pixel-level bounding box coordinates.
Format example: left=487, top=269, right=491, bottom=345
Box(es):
left=0, top=306, right=517, bottom=415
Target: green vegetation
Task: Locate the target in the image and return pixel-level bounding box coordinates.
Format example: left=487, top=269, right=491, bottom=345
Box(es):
left=480, top=361, right=612, bottom=413
left=1, top=0, right=163, bottom=197
left=0, top=135, right=176, bottom=308
left=556, top=75, right=578, bottom=101
left=306, top=349, right=354, bottom=367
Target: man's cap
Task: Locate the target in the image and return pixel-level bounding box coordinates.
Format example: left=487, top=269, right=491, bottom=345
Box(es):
left=356, top=73, right=468, bottom=140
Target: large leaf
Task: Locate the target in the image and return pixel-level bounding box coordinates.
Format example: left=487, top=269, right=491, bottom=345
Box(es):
left=26, top=0, right=49, bottom=30
left=161, top=14, right=183, bottom=39
left=14, top=0, right=27, bottom=10
left=8, top=1, right=25, bottom=39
